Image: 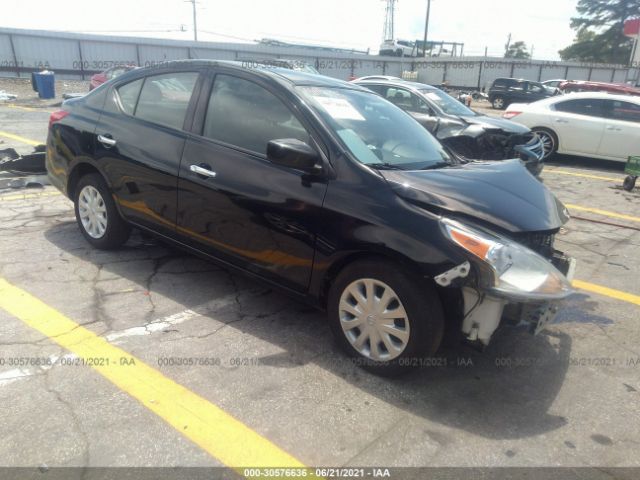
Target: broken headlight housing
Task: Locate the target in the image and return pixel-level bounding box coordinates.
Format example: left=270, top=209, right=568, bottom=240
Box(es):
left=440, top=218, right=573, bottom=301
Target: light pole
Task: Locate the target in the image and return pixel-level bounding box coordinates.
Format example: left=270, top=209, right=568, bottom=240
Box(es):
left=186, top=0, right=198, bottom=41
left=422, top=0, right=431, bottom=57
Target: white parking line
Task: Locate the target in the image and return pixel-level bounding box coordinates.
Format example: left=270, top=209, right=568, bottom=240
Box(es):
left=105, top=293, right=238, bottom=344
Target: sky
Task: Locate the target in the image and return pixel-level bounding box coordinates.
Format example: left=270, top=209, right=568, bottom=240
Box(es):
left=1, top=0, right=579, bottom=60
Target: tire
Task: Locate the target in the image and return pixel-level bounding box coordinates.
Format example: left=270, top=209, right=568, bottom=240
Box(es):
left=74, top=173, right=131, bottom=249
left=492, top=96, right=506, bottom=109
left=531, top=127, right=559, bottom=160
left=395, top=49, right=403, bottom=57
left=623, top=175, right=637, bottom=191
left=327, top=259, right=444, bottom=377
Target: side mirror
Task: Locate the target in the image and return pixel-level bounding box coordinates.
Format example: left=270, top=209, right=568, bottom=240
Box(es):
left=267, top=139, right=321, bottom=174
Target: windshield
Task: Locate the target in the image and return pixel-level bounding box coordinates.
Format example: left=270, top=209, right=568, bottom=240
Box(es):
left=420, top=88, right=477, bottom=116
left=299, top=87, right=451, bottom=170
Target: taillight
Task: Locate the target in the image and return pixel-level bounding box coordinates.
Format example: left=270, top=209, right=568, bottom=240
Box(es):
left=503, top=111, right=522, bottom=120
left=49, top=110, right=70, bottom=129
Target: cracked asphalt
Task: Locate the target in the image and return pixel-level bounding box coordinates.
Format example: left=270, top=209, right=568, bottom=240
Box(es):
left=1, top=105, right=640, bottom=476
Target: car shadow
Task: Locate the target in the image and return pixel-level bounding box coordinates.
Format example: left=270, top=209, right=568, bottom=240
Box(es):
left=547, top=155, right=626, bottom=172
left=45, top=222, right=575, bottom=441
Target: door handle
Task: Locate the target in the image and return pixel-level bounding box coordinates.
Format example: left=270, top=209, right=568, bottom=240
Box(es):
left=606, top=126, right=622, bottom=131
left=190, top=164, right=217, bottom=178
left=554, top=118, right=569, bottom=124
left=97, top=134, right=116, bottom=148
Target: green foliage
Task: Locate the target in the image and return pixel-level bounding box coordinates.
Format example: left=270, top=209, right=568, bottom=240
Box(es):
left=505, top=41, right=531, bottom=59
left=559, top=0, right=640, bottom=64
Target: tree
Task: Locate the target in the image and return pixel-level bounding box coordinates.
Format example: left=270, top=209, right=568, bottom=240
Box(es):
left=559, top=0, right=640, bottom=64
left=505, top=41, right=531, bottom=59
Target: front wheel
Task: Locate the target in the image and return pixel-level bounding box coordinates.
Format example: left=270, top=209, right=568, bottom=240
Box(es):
left=328, top=259, right=444, bottom=377
left=74, top=173, right=131, bottom=249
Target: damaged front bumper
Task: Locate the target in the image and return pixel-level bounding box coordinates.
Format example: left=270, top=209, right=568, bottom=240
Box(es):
left=436, top=250, right=576, bottom=346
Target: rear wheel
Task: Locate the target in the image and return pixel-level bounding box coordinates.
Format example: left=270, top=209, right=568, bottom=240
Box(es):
left=74, top=173, right=131, bottom=249
left=492, top=96, right=506, bottom=109
left=531, top=127, right=558, bottom=160
left=328, top=259, right=444, bottom=377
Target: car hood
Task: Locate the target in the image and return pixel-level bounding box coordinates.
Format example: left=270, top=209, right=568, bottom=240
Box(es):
left=459, top=115, right=530, bottom=134
left=381, top=159, right=569, bottom=233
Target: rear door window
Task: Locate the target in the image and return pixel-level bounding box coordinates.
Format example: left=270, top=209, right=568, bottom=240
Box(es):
left=203, top=74, right=310, bottom=155
left=134, top=72, right=199, bottom=130
left=555, top=99, right=606, bottom=118
left=116, top=78, right=143, bottom=115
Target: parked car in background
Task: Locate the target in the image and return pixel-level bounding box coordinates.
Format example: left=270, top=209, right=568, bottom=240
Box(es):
left=356, top=75, right=403, bottom=82
left=558, top=80, right=640, bottom=97
left=488, top=78, right=556, bottom=110
left=542, top=79, right=567, bottom=89
left=354, top=78, right=545, bottom=174
left=241, top=58, right=320, bottom=75
left=46, top=60, right=574, bottom=375
left=379, top=39, right=418, bottom=57
left=89, top=65, right=136, bottom=90
left=503, top=92, right=640, bottom=161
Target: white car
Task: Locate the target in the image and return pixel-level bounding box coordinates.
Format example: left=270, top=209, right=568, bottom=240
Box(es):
left=542, top=79, right=567, bottom=89
left=379, top=40, right=418, bottom=57
left=503, top=92, right=640, bottom=162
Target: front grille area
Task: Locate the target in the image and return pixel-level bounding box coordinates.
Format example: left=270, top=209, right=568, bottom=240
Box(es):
left=475, top=131, right=544, bottom=162
left=512, top=231, right=556, bottom=257
left=514, top=133, right=545, bottom=162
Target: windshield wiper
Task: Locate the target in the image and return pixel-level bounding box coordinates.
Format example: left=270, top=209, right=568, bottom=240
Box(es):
left=366, top=163, right=405, bottom=171
left=421, top=162, right=453, bottom=170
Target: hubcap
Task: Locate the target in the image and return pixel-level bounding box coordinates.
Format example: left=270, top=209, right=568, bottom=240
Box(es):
left=534, top=131, right=554, bottom=158
left=78, top=185, right=108, bottom=239
left=494, top=98, right=504, bottom=108
left=339, top=279, right=410, bottom=361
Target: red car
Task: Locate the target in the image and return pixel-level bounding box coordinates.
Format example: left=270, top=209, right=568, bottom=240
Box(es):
left=89, top=65, right=136, bottom=90
left=559, top=80, right=640, bottom=96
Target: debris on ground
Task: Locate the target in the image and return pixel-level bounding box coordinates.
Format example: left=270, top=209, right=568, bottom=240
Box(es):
left=0, top=145, right=49, bottom=191
left=0, top=90, right=18, bottom=101
left=0, top=146, right=46, bottom=174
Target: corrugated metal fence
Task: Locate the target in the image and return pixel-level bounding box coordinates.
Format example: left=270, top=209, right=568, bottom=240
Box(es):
left=0, top=27, right=634, bottom=89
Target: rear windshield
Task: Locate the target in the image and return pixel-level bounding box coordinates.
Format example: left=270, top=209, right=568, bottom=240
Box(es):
left=420, top=88, right=476, bottom=116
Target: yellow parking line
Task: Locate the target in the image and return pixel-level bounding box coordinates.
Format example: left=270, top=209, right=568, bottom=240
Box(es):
left=573, top=280, right=640, bottom=307
left=5, top=104, right=36, bottom=112
left=0, top=191, right=61, bottom=202
left=0, top=130, right=42, bottom=146
left=0, top=277, right=312, bottom=473
left=545, top=169, right=619, bottom=182
left=566, top=204, right=640, bottom=224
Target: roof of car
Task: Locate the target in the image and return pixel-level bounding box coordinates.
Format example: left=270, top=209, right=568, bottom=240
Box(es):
left=353, top=78, right=438, bottom=91
left=133, top=59, right=362, bottom=90
left=550, top=91, right=640, bottom=103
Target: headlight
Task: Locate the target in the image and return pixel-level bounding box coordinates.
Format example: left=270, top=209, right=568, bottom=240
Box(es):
left=441, top=218, right=573, bottom=300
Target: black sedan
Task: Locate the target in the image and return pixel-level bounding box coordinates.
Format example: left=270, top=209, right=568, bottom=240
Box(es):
left=353, top=78, right=545, bottom=175
left=47, top=61, right=574, bottom=376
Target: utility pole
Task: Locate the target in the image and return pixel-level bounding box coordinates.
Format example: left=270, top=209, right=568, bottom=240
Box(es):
left=422, top=0, right=431, bottom=57
left=504, top=33, right=512, bottom=56
left=186, top=0, right=198, bottom=41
